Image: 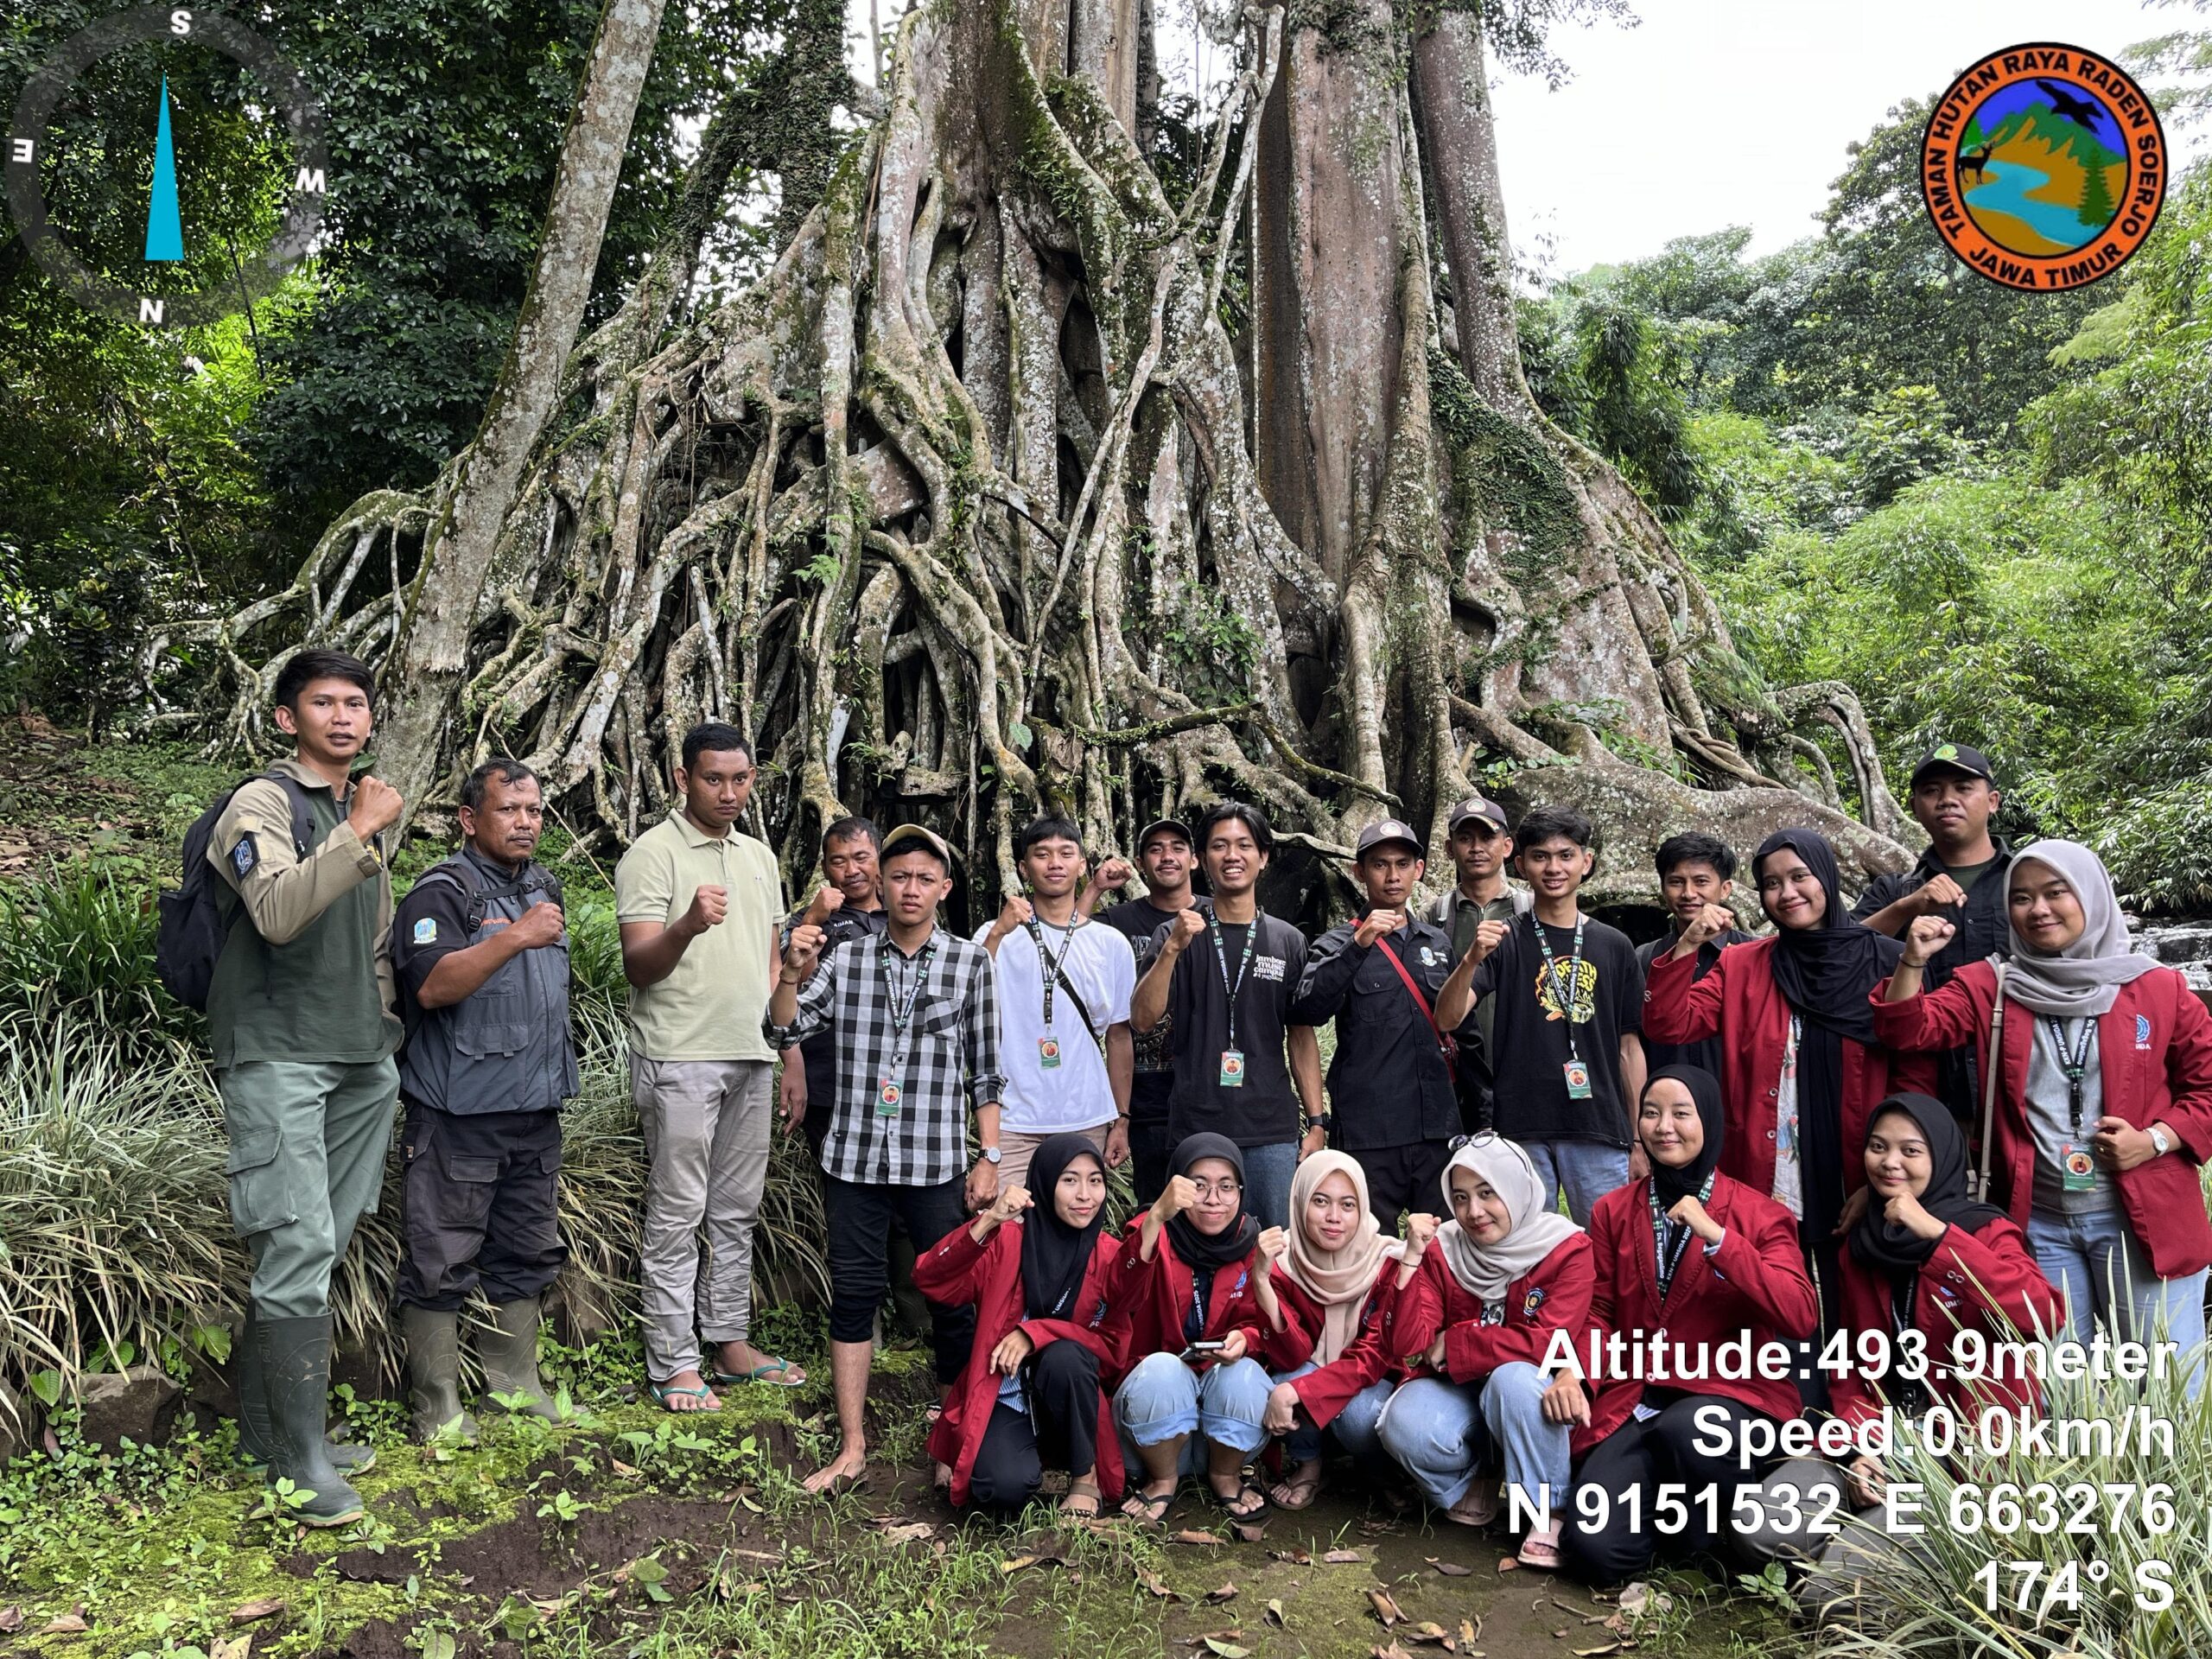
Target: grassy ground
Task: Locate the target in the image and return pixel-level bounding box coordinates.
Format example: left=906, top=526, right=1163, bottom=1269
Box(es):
left=0, top=1323, right=1801, bottom=1659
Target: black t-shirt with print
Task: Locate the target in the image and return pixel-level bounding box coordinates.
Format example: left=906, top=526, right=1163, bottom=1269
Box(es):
left=1471, top=912, right=1644, bottom=1147
left=1155, top=911, right=1307, bottom=1148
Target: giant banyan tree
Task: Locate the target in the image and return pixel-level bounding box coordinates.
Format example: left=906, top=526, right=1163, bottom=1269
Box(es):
left=199, top=0, right=1915, bottom=912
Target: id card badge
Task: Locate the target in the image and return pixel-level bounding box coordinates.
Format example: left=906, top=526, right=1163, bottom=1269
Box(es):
left=1562, top=1059, right=1593, bottom=1100
left=876, top=1076, right=906, bottom=1117
left=1038, top=1035, right=1062, bottom=1070
left=1218, top=1049, right=1246, bottom=1088
left=2061, top=1144, right=2098, bottom=1192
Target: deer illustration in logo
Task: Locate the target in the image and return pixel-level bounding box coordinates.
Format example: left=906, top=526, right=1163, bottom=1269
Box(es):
left=1955, top=144, right=1994, bottom=185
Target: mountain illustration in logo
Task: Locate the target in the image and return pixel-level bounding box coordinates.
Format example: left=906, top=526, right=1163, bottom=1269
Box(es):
left=1954, top=77, right=2128, bottom=257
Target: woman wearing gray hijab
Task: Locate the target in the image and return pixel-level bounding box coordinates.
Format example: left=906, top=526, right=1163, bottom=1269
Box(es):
left=1877, top=838, right=2212, bottom=1380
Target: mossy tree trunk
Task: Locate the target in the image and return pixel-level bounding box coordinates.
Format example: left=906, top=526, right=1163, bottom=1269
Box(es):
left=210, top=0, right=1911, bottom=907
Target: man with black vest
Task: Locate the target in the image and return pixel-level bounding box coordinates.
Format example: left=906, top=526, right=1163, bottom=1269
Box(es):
left=391, top=758, right=578, bottom=1441
left=206, top=649, right=404, bottom=1528
left=1852, top=742, right=2015, bottom=1118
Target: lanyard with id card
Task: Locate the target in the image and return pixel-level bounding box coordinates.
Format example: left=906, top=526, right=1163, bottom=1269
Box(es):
left=875, top=939, right=938, bottom=1116
left=1026, top=912, right=1078, bottom=1071
left=1532, top=914, right=1593, bottom=1098
left=1211, top=913, right=1258, bottom=1087
left=2046, top=1014, right=2100, bottom=1192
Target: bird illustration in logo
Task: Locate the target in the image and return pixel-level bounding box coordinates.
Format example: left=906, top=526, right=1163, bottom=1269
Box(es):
left=2036, top=79, right=2103, bottom=132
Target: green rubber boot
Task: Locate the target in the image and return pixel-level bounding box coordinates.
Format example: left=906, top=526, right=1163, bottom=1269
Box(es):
left=401, top=1305, right=479, bottom=1445
left=258, top=1314, right=367, bottom=1528
left=478, top=1299, right=560, bottom=1421
left=236, top=1306, right=374, bottom=1475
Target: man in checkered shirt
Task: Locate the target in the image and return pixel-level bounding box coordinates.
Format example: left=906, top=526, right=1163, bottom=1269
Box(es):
left=765, top=822, right=1004, bottom=1495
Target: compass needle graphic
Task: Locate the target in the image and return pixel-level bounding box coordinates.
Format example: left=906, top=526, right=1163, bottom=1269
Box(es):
left=143, top=72, right=182, bottom=263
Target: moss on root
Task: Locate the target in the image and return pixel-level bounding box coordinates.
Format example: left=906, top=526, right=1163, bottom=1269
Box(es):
left=1427, top=345, right=1580, bottom=582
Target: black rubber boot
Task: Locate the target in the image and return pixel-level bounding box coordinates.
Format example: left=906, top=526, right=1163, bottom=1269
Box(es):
left=478, top=1299, right=559, bottom=1421
left=258, top=1314, right=367, bottom=1527
left=237, top=1305, right=374, bottom=1474
left=402, top=1304, right=479, bottom=1444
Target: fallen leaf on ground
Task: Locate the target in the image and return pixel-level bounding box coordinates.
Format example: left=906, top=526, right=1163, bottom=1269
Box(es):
left=1001, top=1553, right=1058, bottom=1574
left=1497, top=1557, right=1521, bottom=1572
left=0, top=1608, right=22, bottom=1634
left=1426, top=1557, right=1471, bottom=1577
left=1269, top=1548, right=1312, bottom=1565
left=42, top=1611, right=88, bottom=1635
left=1137, top=1572, right=1179, bottom=1600
left=1203, top=1641, right=1249, bottom=1659
left=210, top=1637, right=251, bottom=1659
left=1367, top=1587, right=1404, bottom=1625
left=1265, top=1599, right=1286, bottom=1626
left=1324, top=1548, right=1365, bottom=1563
left=1230, top=1518, right=1267, bottom=1542
left=727, top=1547, right=780, bottom=1563
left=609, top=1459, right=641, bottom=1478
left=878, top=1522, right=935, bottom=1545
left=229, top=1599, right=285, bottom=1624
left=1459, top=1616, right=1483, bottom=1643
left=1400, top=1622, right=1453, bottom=1645
left=1570, top=1646, right=1623, bottom=1656
left=1173, top=1529, right=1224, bottom=1546
left=1203, top=1581, right=1238, bottom=1604
left=1370, top=1644, right=1413, bottom=1659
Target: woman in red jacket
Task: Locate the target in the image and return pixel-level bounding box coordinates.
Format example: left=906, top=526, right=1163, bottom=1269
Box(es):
left=1380, top=1135, right=1592, bottom=1568
left=1255, top=1151, right=1427, bottom=1510
left=1111, top=1134, right=1309, bottom=1522
left=1876, top=839, right=2212, bottom=1387
left=1557, top=1066, right=1819, bottom=1582
left=1642, top=829, right=1925, bottom=1346
left=912, top=1133, right=1126, bottom=1516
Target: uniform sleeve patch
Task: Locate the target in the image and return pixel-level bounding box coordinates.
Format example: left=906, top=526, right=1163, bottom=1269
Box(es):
left=413, top=918, right=438, bottom=944
left=230, top=836, right=258, bottom=878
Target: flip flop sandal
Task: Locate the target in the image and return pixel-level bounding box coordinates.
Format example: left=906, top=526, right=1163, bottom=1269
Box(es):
left=710, top=1356, right=807, bottom=1388
left=1212, top=1479, right=1269, bottom=1520
left=1268, top=1466, right=1325, bottom=1510
left=1446, top=1480, right=1502, bottom=1527
left=646, top=1379, right=721, bottom=1412
left=1120, top=1489, right=1175, bottom=1526
left=1058, top=1489, right=1103, bottom=1519
left=1514, top=1523, right=1565, bottom=1571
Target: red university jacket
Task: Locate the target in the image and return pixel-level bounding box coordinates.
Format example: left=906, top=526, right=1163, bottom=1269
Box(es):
left=1267, top=1262, right=1413, bottom=1429
left=1392, top=1236, right=1596, bottom=1386
left=1107, top=1217, right=1315, bottom=1375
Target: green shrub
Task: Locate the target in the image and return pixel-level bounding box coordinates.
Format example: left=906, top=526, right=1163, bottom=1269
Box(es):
left=0, top=864, right=195, bottom=1055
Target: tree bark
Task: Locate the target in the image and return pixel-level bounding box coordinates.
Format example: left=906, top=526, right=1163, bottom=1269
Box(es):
left=372, top=0, right=669, bottom=830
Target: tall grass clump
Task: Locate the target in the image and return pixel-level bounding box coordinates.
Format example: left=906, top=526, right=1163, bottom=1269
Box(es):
left=1807, top=1323, right=2212, bottom=1658
left=0, top=865, right=195, bottom=1057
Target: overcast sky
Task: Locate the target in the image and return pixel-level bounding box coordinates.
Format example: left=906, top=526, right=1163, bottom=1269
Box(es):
left=842, top=0, right=2206, bottom=277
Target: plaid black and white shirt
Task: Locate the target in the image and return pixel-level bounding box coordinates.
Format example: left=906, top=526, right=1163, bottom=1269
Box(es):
left=763, top=925, right=1004, bottom=1186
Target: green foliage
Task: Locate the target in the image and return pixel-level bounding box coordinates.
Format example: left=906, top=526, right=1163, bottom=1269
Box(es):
left=1427, top=346, right=1580, bottom=576
left=1520, top=283, right=1702, bottom=519
left=0, top=864, right=194, bottom=1054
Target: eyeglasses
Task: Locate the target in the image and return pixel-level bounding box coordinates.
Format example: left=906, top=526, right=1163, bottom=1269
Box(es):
left=1190, top=1179, right=1242, bottom=1199
left=1446, top=1131, right=1501, bottom=1153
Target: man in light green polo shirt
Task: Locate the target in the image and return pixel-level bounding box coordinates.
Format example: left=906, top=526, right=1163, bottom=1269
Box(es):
left=615, top=722, right=801, bottom=1408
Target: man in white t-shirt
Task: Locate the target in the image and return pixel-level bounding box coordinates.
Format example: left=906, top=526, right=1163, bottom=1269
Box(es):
left=978, top=816, right=1135, bottom=1191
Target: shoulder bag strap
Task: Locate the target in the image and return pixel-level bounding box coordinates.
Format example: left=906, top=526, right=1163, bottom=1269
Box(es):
left=1974, top=961, right=2010, bottom=1203
left=1374, top=936, right=1455, bottom=1057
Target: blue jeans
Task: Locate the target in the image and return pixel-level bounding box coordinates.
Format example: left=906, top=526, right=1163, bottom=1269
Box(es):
left=1115, top=1351, right=1274, bottom=1474
left=1272, top=1362, right=1393, bottom=1465
left=1522, top=1140, right=1630, bottom=1227
left=1240, top=1141, right=1299, bottom=1230
left=2027, top=1207, right=2208, bottom=1396
left=1376, top=1362, right=1570, bottom=1517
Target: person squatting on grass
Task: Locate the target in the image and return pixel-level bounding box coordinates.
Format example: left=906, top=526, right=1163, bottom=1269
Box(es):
left=391, top=758, right=577, bottom=1443
left=207, top=648, right=404, bottom=1528
left=913, top=1133, right=1128, bottom=1517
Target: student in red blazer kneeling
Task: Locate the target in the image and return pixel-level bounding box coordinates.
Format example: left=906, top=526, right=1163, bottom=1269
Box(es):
left=912, top=1133, right=1128, bottom=1516
left=1556, top=1067, right=1818, bottom=1582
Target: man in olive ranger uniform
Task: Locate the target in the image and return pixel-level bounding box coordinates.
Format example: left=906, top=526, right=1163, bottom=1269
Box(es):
left=208, top=650, right=404, bottom=1528
left=391, top=759, right=578, bottom=1441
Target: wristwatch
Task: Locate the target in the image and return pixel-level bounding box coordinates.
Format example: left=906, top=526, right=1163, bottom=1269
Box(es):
left=2150, top=1126, right=2173, bottom=1156
left=982, top=1146, right=1002, bottom=1165
left=1303, top=1112, right=1333, bottom=1135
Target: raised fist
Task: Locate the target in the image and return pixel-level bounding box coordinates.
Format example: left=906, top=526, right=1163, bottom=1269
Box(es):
left=348, top=774, right=404, bottom=841
left=783, top=921, right=827, bottom=978
left=985, top=1184, right=1033, bottom=1225
left=1353, top=907, right=1406, bottom=949
left=1094, top=856, right=1135, bottom=893
left=1470, top=918, right=1510, bottom=963
left=510, top=901, right=566, bottom=950
left=801, top=884, right=847, bottom=927
left=1902, top=914, right=1957, bottom=968
left=1915, top=874, right=1968, bottom=915
left=1153, top=1173, right=1198, bottom=1224
left=683, top=884, right=729, bottom=935
left=1402, top=1211, right=1439, bottom=1262
left=1255, top=1225, right=1289, bottom=1263
left=1169, top=907, right=1208, bottom=949
left=992, top=893, right=1035, bottom=941
left=1679, top=901, right=1736, bottom=950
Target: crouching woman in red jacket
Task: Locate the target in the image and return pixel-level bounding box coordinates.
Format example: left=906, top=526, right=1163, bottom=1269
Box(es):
left=1560, top=1066, right=1818, bottom=1583
left=913, top=1134, right=1126, bottom=1518
left=1110, top=1134, right=1311, bottom=1522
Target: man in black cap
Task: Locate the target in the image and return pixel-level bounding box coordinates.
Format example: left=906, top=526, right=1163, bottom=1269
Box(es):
left=1094, top=817, right=1210, bottom=1205
left=1423, top=794, right=1528, bottom=1132
left=1292, top=819, right=1464, bottom=1233
left=1853, top=742, right=2014, bottom=1117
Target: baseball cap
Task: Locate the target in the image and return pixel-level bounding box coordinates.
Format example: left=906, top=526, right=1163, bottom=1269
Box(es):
left=1135, top=817, right=1194, bottom=851
left=879, top=823, right=955, bottom=867
left=1446, top=794, right=1510, bottom=834
left=1909, top=743, right=1995, bottom=787
left=1354, top=817, right=1425, bottom=859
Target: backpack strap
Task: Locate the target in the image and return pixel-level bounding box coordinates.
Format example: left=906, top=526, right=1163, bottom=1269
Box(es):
left=261, top=771, right=316, bottom=860
left=1972, top=960, right=2011, bottom=1204
left=1374, top=935, right=1458, bottom=1061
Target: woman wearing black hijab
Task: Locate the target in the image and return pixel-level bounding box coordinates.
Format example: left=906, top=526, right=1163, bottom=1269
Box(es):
left=914, top=1133, right=1128, bottom=1516
left=1558, top=1067, right=1819, bottom=1582
left=1109, top=1133, right=1310, bottom=1522
left=1643, top=830, right=1937, bottom=1332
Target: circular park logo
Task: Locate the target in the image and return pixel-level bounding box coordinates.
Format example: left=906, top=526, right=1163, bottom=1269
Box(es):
left=4, top=6, right=327, bottom=327
left=1920, top=43, right=2166, bottom=292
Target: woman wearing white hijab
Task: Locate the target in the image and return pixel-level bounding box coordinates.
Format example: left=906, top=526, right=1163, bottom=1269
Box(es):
left=1878, top=838, right=2212, bottom=1377
left=1379, top=1135, right=1593, bottom=1569
left=1256, top=1151, right=1427, bottom=1509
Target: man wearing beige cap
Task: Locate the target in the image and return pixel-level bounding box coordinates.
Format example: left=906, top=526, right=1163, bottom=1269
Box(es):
left=1425, top=794, right=1529, bottom=1132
